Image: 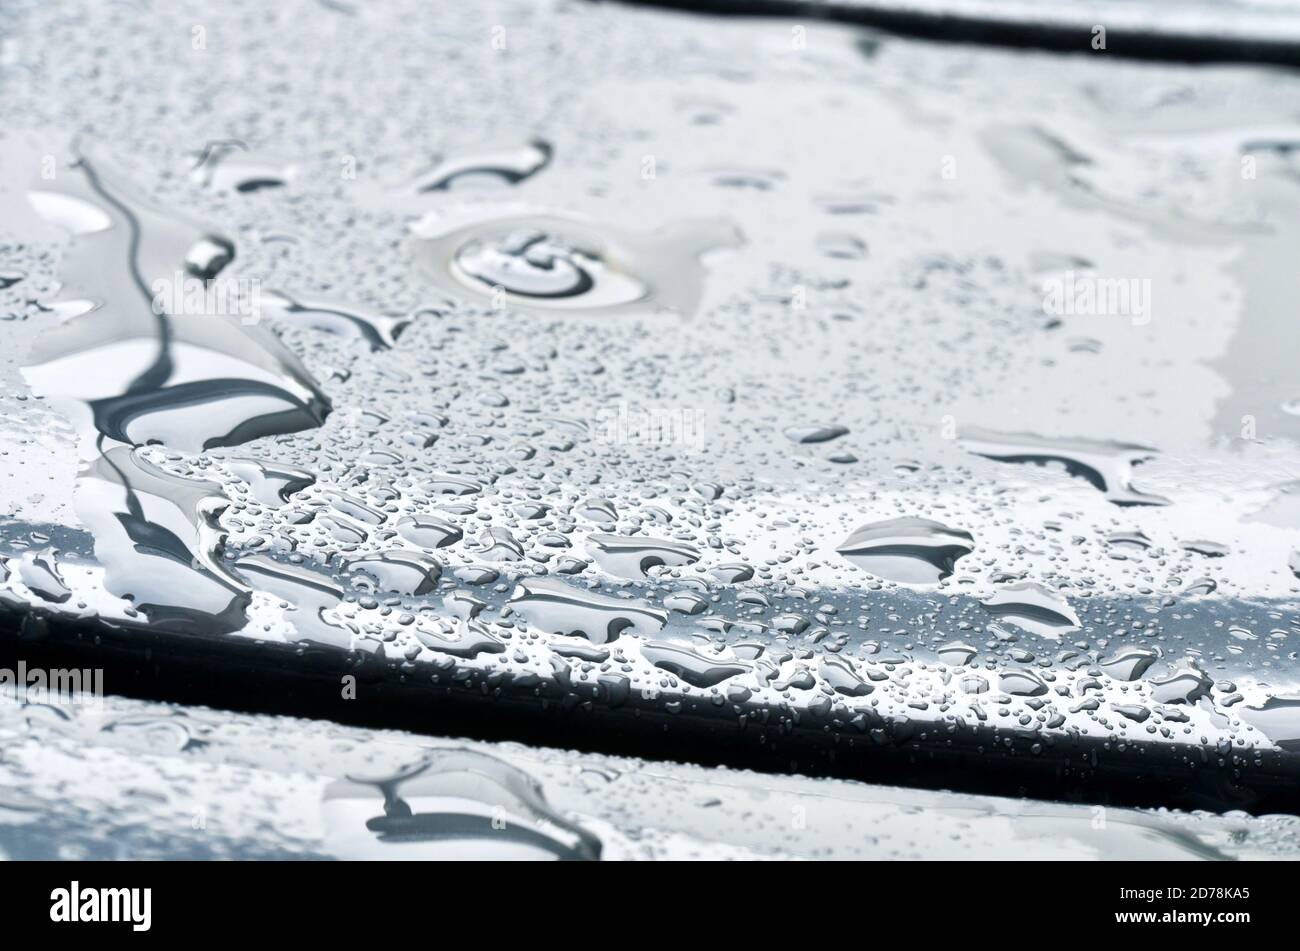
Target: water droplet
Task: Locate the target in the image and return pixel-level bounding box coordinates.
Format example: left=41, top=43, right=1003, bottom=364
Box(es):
left=836, top=516, right=974, bottom=584
left=412, top=213, right=739, bottom=318
left=784, top=423, right=848, bottom=444
left=1112, top=703, right=1151, bottom=723
left=961, top=426, right=1168, bottom=506
left=586, top=533, right=700, bottom=579
left=820, top=656, right=873, bottom=696
left=348, top=551, right=441, bottom=596
left=815, top=231, right=867, bottom=260
left=234, top=555, right=350, bottom=647
left=1240, top=696, right=1300, bottom=751
left=80, top=446, right=251, bottom=634
left=21, top=147, right=331, bottom=454
left=1149, top=667, right=1213, bottom=705
left=261, top=290, right=412, bottom=351
left=322, top=749, right=600, bottom=860
left=17, top=549, right=72, bottom=604
left=708, top=562, right=753, bottom=584
left=980, top=582, right=1080, bottom=637
left=412, top=618, right=503, bottom=658
left=395, top=514, right=462, bottom=550
left=190, top=141, right=296, bottom=192
left=937, top=641, right=977, bottom=666
left=409, top=140, right=552, bottom=192
left=225, top=458, right=315, bottom=507
left=1099, top=646, right=1158, bottom=681
left=641, top=641, right=749, bottom=687
left=1106, top=529, right=1152, bottom=551
left=999, top=669, right=1048, bottom=697
left=507, top=577, right=666, bottom=643
left=664, top=591, right=708, bottom=615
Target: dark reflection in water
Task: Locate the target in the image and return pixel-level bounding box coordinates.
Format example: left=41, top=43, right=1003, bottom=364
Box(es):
left=323, top=749, right=602, bottom=860
left=21, top=146, right=331, bottom=634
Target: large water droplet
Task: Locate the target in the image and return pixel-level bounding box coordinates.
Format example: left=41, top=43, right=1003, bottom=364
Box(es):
left=348, top=551, right=442, bottom=596
left=507, top=577, right=667, bottom=643
left=980, top=582, right=1080, bottom=638
left=412, top=213, right=740, bottom=318
left=322, top=749, right=601, bottom=860
left=640, top=641, right=749, bottom=687
left=190, top=141, right=296, bottom=193
left=21, top=147, right=331, bottom=454
left=961, top=426, right=1168, bottom=506
left=586, top=533, right=700, bottom=579
left=1240, top=696, right=1300, bottom=751
left=1099, top=646, right=1158, bottom=681
left=409, top=140, right=552, bottom=192
left=79, top=446, right=252, bottom=634
left=234, top=555, right=351, bottom=648
left=836, top=516, right=974, bottom=584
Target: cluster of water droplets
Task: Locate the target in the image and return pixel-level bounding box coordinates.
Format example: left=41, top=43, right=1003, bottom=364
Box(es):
left=2, top=0, right=1300, bottom=812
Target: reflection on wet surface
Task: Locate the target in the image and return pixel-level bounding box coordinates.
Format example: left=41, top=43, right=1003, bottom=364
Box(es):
left=412, top=213, right=741, bottom=318
left=19, top=150, right=330, bottom=634
left=4, top=693, right=1300, bottom=861
left=2, top=0, right=1300, bottom=855
left=325, top=750, right=602, bottom=860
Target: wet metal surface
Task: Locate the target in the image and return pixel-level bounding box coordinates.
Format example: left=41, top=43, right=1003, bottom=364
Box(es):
left=3, top=0, right=1300, bottom=856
